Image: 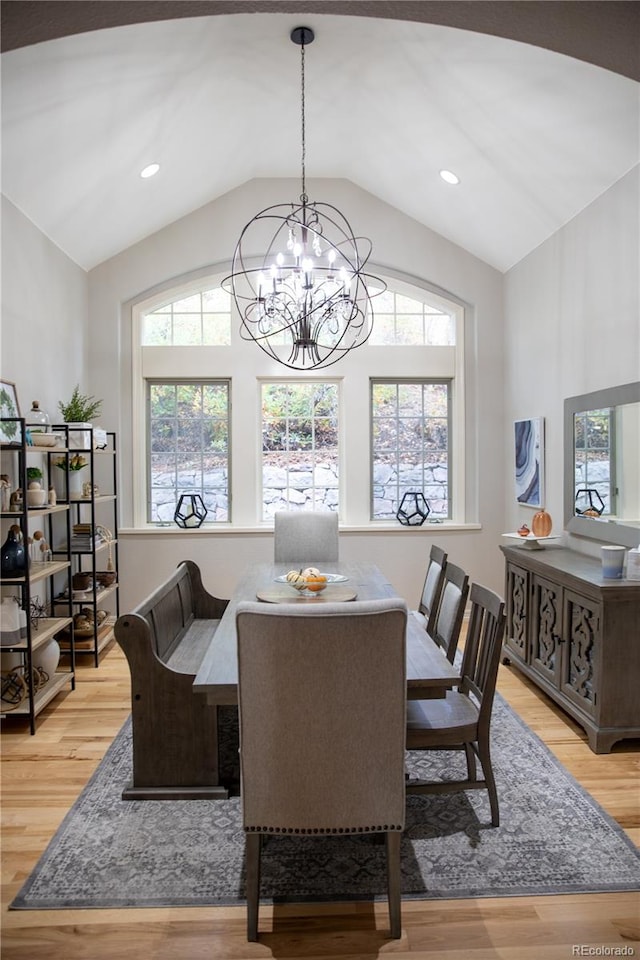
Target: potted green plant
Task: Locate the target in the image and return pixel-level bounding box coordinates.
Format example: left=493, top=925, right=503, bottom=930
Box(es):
left=58, top=385, right=102, bottom=422
left=58, top=386, right=102, bottom=450
left=26, top=466, right=44, bottom=486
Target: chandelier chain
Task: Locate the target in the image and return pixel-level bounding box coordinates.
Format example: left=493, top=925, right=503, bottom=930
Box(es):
left=300, top=39, right=307, bottom=201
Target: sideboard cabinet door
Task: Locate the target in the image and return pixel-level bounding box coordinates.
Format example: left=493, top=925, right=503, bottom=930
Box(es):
left=530, top=574, right=563, bottom=689
left=560, top=589, right=601, bottom=720
left=504, top=560, right=530, bottom=664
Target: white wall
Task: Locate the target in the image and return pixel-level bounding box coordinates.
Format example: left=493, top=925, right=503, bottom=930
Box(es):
left=503, top=166, right=640, bottom=542
left=87, top=178, right=506, bottom=608
left=4, top=169, right=636, bottom=612
left=0, top=196, right=88, bottom=419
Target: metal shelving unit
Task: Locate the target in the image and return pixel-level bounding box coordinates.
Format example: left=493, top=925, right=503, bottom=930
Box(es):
left=50, top=427, right=119, bottom=667
left=1, top=417, right=75, bottom=734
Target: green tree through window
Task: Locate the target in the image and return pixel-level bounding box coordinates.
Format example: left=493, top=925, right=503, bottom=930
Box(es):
left=148, top=381, right=230, bottom=523
left=261, top=382, right=339, bottom=520
left=371, top=380, right=450, bottom=520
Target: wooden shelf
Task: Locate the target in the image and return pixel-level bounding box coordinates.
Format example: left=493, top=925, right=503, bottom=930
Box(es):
left=2, top=559, right=70, bottom=585
left=55, top=582, right=118, bottom=606
left=59, top=617, right=116, bottom=654
left=2, top=503, right=69, bottom=519
left=3, top=617, right=72, bottom=653
left=0, top=671, right=72, bottom=717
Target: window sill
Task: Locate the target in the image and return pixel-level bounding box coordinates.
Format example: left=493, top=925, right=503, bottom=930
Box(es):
left=119, top=522, right=482, bottom=536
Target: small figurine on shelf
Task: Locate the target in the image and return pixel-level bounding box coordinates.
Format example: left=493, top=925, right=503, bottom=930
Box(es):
left=48, top=485, right=56, bottom=506
left=96, top=524, right=114, bottom=571
left=0, top=475, right=10, bottom=512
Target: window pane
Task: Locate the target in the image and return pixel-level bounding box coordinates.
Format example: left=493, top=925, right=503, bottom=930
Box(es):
left=203, top=314, right=231, bottom=345
left=371, top=379, right=450, bottom=520
left=142, top=287, right=230, bottom=346
left=425, top=311, right=455, bottom=346
left=370, top=314, right=395, bottom=344
left=143, top=314, right=171, bottom=345
left=398, top=383, right=423, bottom=414
left=147, top=381, right=230, bottom=523
left=173, top=314, right=201, bottom=345
left=175, top=294, right=202, bottom=312
left=203, top=288, right=231, bottom=311
left=368, top=290, right=456, bottom=346
left=394, top=315, right=423, bottom=345
left=261, top=382, right=339, bottom=520
left=372, top=383, right=397, bottom=414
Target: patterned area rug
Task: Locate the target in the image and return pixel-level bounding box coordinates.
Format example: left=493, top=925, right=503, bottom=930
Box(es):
left=11, top=696, right=640, bottom=909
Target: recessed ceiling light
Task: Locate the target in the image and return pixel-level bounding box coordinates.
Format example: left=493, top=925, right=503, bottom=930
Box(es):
left=439, top=169, right=460, bottom=185
left=140, top=163, right=160, bottom=179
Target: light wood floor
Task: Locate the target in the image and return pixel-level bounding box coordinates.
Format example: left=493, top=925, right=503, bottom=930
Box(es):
left=1, top=638, right=639, bottom=959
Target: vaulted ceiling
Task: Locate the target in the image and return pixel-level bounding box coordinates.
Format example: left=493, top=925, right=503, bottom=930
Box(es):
left=1, top=2, right=638, bottom=272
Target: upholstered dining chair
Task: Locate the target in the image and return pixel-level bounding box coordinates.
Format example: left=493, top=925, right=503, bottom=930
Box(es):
left=235, top=597, right=408, bottom=941
left=412, top=545, right=448, bottom=631
left=423, top=561, right=469, bottom=663
left=273, top=509, right=339, bottom=563
left=406, top=583, right=506, bottom=827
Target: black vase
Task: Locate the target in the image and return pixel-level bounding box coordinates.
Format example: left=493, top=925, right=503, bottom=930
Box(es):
left=1, top=526, right=28, bottom=578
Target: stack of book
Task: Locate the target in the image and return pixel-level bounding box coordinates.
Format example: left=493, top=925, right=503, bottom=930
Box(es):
left=70, top=523, right=103, bottom=552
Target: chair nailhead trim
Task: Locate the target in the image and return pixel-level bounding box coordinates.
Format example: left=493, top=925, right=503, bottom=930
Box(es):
left=244, top=824, right=403, bottom=834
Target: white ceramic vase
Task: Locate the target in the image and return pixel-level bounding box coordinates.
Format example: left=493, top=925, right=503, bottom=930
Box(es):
left=68, top=469, right=86, bottom=500
left=66, top=422, right=92, bottom=450
left=34, top=638, right=61, bottom=682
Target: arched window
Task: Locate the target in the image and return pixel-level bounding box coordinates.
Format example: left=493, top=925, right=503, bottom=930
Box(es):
left=131, top=271, right=465, bottom=527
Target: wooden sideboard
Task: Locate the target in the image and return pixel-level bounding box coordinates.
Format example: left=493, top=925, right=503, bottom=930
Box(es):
left=500, top=544, right=640, bottom=753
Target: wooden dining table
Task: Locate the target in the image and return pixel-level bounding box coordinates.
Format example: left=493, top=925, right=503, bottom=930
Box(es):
left=194, top=560, right=461, bottom=706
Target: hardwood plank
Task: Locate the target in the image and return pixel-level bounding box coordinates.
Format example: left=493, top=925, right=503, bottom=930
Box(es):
left=1, top=631, right=638, bottom=959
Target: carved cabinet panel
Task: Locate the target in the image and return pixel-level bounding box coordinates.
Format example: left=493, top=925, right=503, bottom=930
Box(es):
left=530, top=574, right=563, bottom=689
left=560, top=589, right=600, bottom=718
left=503, top=560, right=529, bottom=662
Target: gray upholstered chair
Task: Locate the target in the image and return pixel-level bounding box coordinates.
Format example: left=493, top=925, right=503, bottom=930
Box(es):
left=424, top=561, right=469, bottom=663
left=412, top=545, right=448, bottom=631
left=406, top=583, right=506, bottom=827
left=273, top=509, right=339, bottom=563
left=236, top=597, right=408, bottom=941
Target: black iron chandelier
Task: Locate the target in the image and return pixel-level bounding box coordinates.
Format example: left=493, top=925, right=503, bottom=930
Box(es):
left=222, top=26, right=385, bottom=370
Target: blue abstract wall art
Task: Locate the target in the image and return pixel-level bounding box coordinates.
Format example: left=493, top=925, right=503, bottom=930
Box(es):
left=514, top=417, right=544, bottom=508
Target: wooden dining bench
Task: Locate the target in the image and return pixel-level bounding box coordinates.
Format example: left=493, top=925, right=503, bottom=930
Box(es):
left=114, top=559, right=230, bottom=799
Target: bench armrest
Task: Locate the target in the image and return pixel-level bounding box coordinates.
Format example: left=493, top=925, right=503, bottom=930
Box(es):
left=179, top=560, right=229, bottom=619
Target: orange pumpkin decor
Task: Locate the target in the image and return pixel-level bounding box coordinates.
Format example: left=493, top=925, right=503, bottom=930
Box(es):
left=532, top=508, right=552, bottom=537
left=517, top=524, right=530, bottom=537
left=305, top=575, right=327, bottom=593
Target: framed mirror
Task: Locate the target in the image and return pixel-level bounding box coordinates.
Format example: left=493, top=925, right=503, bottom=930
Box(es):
left=564, top=381, right=640, bottom=549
